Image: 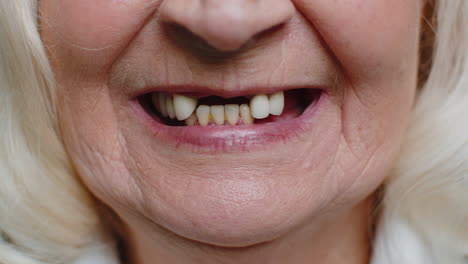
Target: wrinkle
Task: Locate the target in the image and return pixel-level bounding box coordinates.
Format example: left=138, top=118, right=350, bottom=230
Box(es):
left=340, top=139, right=381, bottom=198
left=318, top=140, right=342, bottom=209
left=119, top=129, right=145, bottom=205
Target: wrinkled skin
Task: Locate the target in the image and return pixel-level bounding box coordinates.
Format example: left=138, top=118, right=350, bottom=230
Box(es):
left=40, top=0, right=422, bottom=263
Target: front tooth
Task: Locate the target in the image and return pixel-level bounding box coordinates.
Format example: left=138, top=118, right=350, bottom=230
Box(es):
left=173, top=94, right=198, bottom=121
left=250, top=94, right=270, bottom=119
left=184, top=113, right=198, bottom=126
left=196, top=105, right=210, bottom=126
left=166, top=96, right=176, bottom=119
left=240, top=104, right=254, bottom=124
left=211, top=105, right=225, bottom=125
left=269, top=91, right=284, bottom=116
left=158, top=93, right=168, bottom=117
left=225, top=104, right=240, bottom=125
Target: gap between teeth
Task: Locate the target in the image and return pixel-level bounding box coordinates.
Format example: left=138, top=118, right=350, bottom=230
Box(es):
left=151, top=92, right=284, bottom=126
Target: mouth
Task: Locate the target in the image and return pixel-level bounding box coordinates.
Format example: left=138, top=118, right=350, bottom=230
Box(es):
left=132, top=87, right=326, bottom=151
left=138, top=88, right=321, bottom=126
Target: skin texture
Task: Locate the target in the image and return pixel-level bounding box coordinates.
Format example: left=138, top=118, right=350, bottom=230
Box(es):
left=40, top=0, right=423, bottom=263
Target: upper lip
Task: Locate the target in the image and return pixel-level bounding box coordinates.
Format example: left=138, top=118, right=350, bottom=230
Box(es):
left=131, top=84, right=324, bottom=99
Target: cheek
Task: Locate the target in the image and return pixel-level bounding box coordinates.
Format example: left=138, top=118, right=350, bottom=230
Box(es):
left=55, top=81, right=139, bottom=208
left=296, top=0, right=422, bottom=78
left=296, top=0, right=422, bottom=135
left=294, top=0, right=422, bottom=197
left=40, top=0, right=160, bottom=74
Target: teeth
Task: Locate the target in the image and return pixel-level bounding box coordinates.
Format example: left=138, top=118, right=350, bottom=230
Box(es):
left=210, top=105, right=225, bottom=125
left=166, top=96, right=176, bottom=119
left=240, top=104, right=254, bottom=124
left=173, top=94, right=198, bottom=121
left=184, top=113, right=198, bottom=126
left=158, top=93, right=168, bottom=117
left=269, top=91, right=284, bottom=116
left=225, top=104, right=240, bottom=125
left=153, top=91, right=287, bottom=125
left=250, top=94, right=270, bottom=119
left=196, top=105, right=211, bottom=126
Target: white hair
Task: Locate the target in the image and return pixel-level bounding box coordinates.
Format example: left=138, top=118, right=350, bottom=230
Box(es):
left=0, top=1, right=117, bottom=263
left=372, top=1, right=468, bottom=263
left=0, top=0, right=466, bottom=263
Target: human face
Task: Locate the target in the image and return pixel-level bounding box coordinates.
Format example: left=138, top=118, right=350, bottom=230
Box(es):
left=41, top=0, right=422, bottom=247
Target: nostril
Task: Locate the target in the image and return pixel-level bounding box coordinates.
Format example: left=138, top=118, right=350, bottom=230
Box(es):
left=159, top=0, right=295, bottom=52
left=164, top=23, right=239, bottom=59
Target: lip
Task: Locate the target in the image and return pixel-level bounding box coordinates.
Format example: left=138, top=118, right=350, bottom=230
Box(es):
left=130, top=87, right=329, bottom=153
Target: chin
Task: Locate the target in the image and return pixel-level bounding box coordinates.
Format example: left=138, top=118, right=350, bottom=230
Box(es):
left=141, top=184, right=319, bottom=248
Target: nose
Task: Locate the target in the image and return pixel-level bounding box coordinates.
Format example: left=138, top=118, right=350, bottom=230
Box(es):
left=159, top=0, right=295, bottom=52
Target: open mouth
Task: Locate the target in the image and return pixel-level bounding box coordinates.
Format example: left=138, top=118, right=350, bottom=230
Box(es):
left=138, top=88, right=322, bottom=127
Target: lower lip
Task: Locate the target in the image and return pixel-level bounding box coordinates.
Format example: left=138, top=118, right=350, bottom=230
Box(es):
left=130, top=91, right=328, bottom=152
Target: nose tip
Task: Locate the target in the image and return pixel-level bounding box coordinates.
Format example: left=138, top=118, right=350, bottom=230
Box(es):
left=159, top=0, right=295, bottom=52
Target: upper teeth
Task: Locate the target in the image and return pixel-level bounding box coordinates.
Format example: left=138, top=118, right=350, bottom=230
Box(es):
left=152, top=91, right=285, bottom=126
left=250, top=94, right=270, bottom=119
left=173, top=94, right=198, bottom=120
left=269, top=92, right=285, bottom=116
